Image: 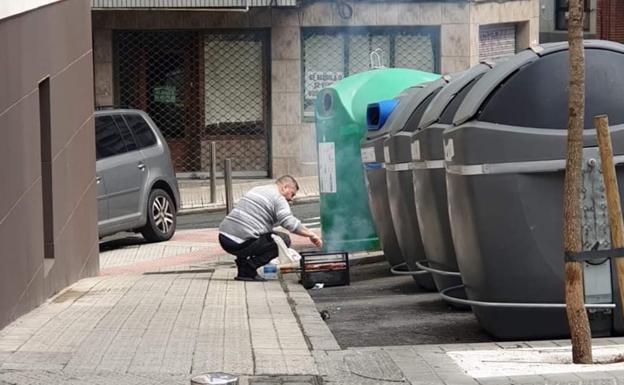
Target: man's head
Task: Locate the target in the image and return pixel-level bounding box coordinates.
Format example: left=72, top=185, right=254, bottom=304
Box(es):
left=276, top=175, right=299, bottom=202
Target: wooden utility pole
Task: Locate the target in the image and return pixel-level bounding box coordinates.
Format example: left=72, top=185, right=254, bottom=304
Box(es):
left=563, top=0, right=592, bottom=364
left=595, top=115, right=624, bottom=319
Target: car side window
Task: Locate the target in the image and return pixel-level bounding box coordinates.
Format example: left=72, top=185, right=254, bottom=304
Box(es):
left=124, top=114, right=157, bottom=149
left=113, top=114, right=138, bottom=152
left=95, top=115, right=127, bottom=160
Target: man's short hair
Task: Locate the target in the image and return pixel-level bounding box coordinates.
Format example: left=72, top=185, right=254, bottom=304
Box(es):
left=276, top=175, right=299, bottom=190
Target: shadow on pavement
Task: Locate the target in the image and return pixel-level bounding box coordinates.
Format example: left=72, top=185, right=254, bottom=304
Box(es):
left=99, top=233, right=147, bottom=252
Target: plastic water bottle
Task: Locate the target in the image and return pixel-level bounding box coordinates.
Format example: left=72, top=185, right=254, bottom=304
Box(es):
left=258, top=263, right=278, bottom=280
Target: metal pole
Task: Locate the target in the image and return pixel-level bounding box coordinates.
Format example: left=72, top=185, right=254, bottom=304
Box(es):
left=210, top=141, right=217, bottom=203
left=224, top=158, right=233, bottom=214
left=595, top=114, right=624, bottom=321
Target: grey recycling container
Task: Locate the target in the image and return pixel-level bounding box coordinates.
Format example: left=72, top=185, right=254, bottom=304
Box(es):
left=444, top=40, right=624, bottom=339
left=383, top=79, right=451, bottom=291
left=411, top=64, right=495, bottom=304
left=361, top=89, right=421, bottom=270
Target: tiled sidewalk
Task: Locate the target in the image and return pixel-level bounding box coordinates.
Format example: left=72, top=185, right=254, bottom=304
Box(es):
left=4, top=264, right=624, bottom=384
left=4, top=228, right=624, bottom=384
left=0, top=269, right=317, bottom=385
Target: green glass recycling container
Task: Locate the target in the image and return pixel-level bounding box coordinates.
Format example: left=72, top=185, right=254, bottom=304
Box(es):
left=315, top=68, right=439, bottom=252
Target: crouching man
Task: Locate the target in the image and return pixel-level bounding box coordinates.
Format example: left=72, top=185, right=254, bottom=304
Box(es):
left=218, top=175, right=323, bottom=281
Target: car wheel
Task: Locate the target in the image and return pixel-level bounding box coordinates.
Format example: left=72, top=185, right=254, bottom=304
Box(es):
left=141, top=188, right=176, bottom=242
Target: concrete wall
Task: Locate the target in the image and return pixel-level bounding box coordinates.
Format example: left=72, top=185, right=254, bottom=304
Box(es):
left=0, top=0, right=99, bottom=329
left=92, top=0, right=539, bottom=178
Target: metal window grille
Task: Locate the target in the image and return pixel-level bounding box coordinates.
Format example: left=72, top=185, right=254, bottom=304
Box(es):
left=302, top=27, right=440, bottom=119
left=478, top=24, right=517, bottom=62
left=115, top=30, right=270, bottom=177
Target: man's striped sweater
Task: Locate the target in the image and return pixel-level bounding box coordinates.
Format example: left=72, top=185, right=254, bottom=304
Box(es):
left=218, top=184, right=301, bottom=243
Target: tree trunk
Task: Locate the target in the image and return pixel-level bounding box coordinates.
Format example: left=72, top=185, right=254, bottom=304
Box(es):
left=563, top=0, right=592, bottom=364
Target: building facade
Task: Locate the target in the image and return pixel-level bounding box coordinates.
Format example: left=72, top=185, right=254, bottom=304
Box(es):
left=539, top=0, right=624, bottom=43
left=539, top=0, right=598, bottom=42
left=597, top=0, right=624, bottom=42
left=92, top=0, right=539, bottom=178
left=0, top=0, right=99, bottom=329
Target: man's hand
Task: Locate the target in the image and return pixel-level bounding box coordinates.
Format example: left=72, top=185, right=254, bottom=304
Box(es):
left=310, top=234, right=323, bottom=248
left=294, top=224, right=323, bottom=248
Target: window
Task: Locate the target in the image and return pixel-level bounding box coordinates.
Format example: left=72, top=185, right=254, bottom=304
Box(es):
left=114, top=114, right=138, bottom=152
left=555, top=0, right=590, bottom=31
left=95, top=115, right=128, bottom=159
left=39, top=77, right=54, bottom=259
left=302, top=27, right=440, bottom=119
left=124, top=114, right=157, bottom=149
left=479, top=24, right=517, bottom=62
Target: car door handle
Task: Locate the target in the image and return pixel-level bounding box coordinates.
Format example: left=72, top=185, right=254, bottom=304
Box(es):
left=96, top=176, right=102, bottom=184
left=138, top=163, right=146, bottom=171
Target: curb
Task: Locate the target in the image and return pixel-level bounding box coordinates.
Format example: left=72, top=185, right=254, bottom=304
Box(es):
left=281, top=274, right=342, bottom=352
left=178, top=195, right=320, bottom=216
left=348, top=252, right=386, bottom=267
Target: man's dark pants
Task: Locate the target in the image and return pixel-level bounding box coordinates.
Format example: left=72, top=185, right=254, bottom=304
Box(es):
left=219, top=232, right=291, bottom=278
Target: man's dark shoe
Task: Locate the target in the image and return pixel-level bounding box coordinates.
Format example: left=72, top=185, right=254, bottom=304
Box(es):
left=234, top=275, right=267, bottom=282
left=236, top=257, right=258, bottom=278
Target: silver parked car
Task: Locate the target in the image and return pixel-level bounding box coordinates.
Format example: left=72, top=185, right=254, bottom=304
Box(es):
left=95, top=109, right=180, bottom=242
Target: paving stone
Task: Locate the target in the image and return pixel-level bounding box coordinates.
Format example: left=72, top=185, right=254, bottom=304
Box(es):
left=593, top=339, right=621, bottom=346
left=538, top=374, right=564, bottom=385
left=386, top=346, right=440, bottom=381
left=439, top=343, right=476, bottom=352
left=575, top=370, right=618, bottom=380
left=505, top=374, right=546, bottom=384
left=313, top=348, right=411, bottom=384
left=494, top=342, right=531, bottom=350
left=476, top=377, right=517, bottom=385
left=523, top=340, right=560, bottom=349
left=0, top=369, right=190, bottom=385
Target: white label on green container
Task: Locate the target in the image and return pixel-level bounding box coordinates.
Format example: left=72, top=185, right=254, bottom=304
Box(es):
left=411, top=140, right=421, bottom=160
left=360, top=147, right=375, bottom=163
left=318, top=142, right=337, bottom=193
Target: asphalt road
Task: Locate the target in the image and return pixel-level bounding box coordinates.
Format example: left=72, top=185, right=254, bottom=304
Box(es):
left=309, top=261, right=494, bottom=348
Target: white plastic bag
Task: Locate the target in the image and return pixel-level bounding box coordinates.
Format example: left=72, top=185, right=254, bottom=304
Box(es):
left=271, top=234, right=301, bottom=267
